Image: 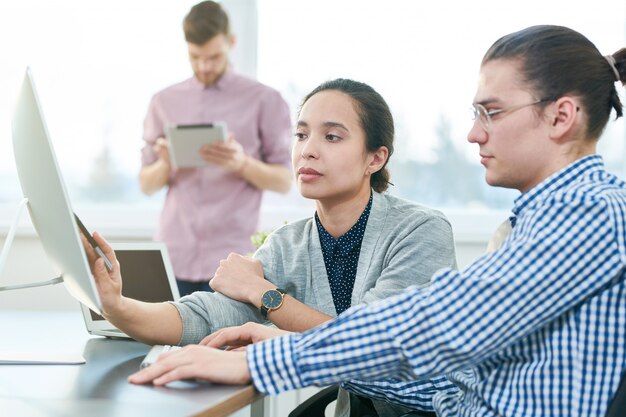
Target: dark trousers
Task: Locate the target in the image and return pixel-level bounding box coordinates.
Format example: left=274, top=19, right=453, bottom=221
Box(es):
left=349, top=393, right=436, bottom=417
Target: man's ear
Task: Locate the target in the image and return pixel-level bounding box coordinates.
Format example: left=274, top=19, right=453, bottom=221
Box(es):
left=367, top=146, right=389, bottom=175
left=227, top=34, right=237, bottom=49
left=547, top=96, right=579, bottom=142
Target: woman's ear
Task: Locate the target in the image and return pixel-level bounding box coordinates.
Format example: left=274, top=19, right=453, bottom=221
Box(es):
left=367, top=146, right=389, bottom=175
left=547, top=96, right=580, bottom=142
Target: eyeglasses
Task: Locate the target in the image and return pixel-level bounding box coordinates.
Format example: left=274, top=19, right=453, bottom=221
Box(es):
left=471, top=98, right=553, bottom=133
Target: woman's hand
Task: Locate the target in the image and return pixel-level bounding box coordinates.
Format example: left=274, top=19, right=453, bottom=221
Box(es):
left=128, top=345, right=251, bottom=386
left=81, top=231, right=124, bottom=317
left=210, top=253, right=274, bottom=306
left=200, top=322, right=292, bottom=350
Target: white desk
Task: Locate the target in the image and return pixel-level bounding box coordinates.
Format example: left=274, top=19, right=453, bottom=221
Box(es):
left=0, top=311, right=265, bottom=417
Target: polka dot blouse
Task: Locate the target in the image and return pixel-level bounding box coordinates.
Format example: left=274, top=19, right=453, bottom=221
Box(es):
left=315, top=193, right=372, bottom=315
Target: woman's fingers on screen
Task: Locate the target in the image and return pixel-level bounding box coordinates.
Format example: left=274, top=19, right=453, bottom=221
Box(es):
left=79, top=233, right=97, bottom=263
left=92, top=232, right=111, bottom=252
left=92, top=232, right=118, bottom=269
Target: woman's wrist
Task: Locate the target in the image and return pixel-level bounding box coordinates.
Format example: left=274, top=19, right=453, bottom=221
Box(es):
left=250, top=280, right=277, bottom=308
left=103, top=294, right=129, bottom=321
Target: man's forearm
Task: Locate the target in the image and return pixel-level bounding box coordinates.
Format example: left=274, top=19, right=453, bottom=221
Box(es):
left=139, top=160, right=170, bottom=195
left=238, top=158, right=291, bottom=193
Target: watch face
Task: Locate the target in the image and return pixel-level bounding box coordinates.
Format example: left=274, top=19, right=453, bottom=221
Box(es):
left=262, top=289, right=283, bottom=309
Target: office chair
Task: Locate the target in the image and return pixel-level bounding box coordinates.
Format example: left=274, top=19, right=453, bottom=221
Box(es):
left=288, top=385, right=436, bottom=417
left=288, top=385, right=339, bottom=417
left=290, top=371, right=626, bottom=417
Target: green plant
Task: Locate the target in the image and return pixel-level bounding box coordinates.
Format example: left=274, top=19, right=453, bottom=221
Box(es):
left=250, top=229, right=271, bottom=249
left=250, top=221, right=288, bottom=250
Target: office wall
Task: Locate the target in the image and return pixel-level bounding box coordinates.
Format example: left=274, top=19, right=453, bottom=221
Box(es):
left=0, top=232, right=487, bottom=311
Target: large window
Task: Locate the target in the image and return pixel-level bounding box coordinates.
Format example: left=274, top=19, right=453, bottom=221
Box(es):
left=0, top=1, right=201, bottom=205
left=257, top=0, right=626, bottom=210
left=0, top=0, right=265, bottom=232
left=0, top=1, right=625, bottom=235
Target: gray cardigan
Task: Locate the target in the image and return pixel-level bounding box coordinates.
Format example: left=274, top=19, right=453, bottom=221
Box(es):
left=173, top=191, right=457, bottom=345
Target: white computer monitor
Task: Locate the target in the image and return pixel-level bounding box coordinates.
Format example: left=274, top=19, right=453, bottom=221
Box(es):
left=11, top=68, right=102, bottom=314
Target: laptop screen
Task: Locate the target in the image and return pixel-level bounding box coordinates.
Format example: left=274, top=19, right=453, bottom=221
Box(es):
left=88, top=246, right=178, bottom=321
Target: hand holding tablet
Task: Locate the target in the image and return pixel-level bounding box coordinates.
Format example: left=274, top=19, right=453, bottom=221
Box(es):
left=165, top=122, right=227, bottom=168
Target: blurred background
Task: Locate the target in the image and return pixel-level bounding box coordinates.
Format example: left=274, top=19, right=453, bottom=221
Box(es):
left=0, top=0, right=624, bottom=301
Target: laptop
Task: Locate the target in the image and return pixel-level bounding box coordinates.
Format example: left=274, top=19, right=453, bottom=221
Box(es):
left=80, top=241, right=180, bottom=338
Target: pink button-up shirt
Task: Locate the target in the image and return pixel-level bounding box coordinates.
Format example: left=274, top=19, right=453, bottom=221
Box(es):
left=142, top=70, right=292, bottom=281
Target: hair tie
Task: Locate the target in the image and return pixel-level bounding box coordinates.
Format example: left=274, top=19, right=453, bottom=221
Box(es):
left=605, top=55, right=620, bottom=82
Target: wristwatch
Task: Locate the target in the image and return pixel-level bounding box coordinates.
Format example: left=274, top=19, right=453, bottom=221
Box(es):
left=260, top=288, right=286, bottom=318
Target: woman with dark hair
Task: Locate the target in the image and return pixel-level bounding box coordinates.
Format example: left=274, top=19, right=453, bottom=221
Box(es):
left=129, top=26, right=626, bottom=417
left=90, top=78, right=457, bottom=416
left=208, top=78, right=444, bottom=332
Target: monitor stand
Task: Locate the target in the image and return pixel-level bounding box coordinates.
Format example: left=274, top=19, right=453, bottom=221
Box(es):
left=0, top=198, right=63, bottom=291
left=0, top=198, right=84, bottom=364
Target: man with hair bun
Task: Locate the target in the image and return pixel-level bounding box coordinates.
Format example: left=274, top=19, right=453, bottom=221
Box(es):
left=127, top=25, right=626, bottom=416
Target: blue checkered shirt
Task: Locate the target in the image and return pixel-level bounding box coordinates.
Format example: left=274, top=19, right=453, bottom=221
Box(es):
left=247, top=155, right=626, bottom=416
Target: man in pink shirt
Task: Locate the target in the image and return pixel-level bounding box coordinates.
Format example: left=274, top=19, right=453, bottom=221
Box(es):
left=140, top=1, right=292, bottom=296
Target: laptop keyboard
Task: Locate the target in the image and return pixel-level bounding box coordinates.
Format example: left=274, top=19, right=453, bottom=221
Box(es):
left=139, top=344, right=182, bottom=369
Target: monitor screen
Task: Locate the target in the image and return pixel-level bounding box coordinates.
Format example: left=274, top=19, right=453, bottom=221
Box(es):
left=11, top=68, right=102, bottom=313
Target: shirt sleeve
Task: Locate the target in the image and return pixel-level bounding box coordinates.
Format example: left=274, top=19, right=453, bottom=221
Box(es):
left=341, top=375, right=456, bottom=411
left=346, top=212, right=459, bottom=410
left=247, top=195, right=624, bottom=394
left=256, top=90, right=292, bottom=167
left=172, top=291, right=265, bottom=345
left=141, top=94, right=164, bottom=167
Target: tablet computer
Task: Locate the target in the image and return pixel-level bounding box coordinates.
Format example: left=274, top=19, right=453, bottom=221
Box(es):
left=165, top=122, right=227, bottom=168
